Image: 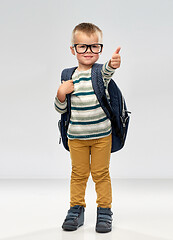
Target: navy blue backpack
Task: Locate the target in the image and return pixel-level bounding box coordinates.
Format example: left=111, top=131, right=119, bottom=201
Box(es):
left=58, top=63, right=131, bottom=153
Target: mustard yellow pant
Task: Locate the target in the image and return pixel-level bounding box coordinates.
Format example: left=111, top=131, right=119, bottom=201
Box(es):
left=68, top=133, right=112, bottom=208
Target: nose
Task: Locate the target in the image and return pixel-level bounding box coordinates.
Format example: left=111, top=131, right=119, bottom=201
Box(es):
left=86, top=45, right=92, bottom=53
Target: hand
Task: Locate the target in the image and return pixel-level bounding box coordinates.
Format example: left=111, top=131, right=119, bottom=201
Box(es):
left=57, top=79, right=74, bottom=102
left=109, top=47, right=121, bottom=69
left=60, top=79, right=74, bottom=95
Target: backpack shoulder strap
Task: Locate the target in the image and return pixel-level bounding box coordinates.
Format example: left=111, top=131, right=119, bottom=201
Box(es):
left=60, top=66, right=77, bottom=131
left=91, top=63, right=105, bottom=96
left=91, top=63, right=123, bottom=142
left=61, top=67, right=77, bottom=82
left=91, top=63, right=111, bottom=117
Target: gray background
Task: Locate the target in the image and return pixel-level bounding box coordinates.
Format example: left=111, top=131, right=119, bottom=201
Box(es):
left=0, top=0, right=173, bottom=179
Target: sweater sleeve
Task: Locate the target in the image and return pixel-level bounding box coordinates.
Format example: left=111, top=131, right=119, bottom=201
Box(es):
left=54, top=96, right=67, bottom=114
left=101, top=61, right=115, bottom=85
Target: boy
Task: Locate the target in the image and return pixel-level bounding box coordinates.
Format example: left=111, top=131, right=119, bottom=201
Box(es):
left=54, top=23, right=121, bottom=233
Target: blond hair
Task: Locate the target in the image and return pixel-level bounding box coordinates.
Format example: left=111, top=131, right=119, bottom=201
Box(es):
left=71, top=22, right=103, bottom=44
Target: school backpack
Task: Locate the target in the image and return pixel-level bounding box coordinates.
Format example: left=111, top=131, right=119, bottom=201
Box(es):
left=58, top=63, right=131, bottom=153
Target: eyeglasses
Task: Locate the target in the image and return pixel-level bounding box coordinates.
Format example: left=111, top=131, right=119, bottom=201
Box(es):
left=73, top=44, right=103, bottom=54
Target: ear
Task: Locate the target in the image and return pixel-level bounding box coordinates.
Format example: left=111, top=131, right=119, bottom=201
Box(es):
left=70, top=46, right=75, bottom=56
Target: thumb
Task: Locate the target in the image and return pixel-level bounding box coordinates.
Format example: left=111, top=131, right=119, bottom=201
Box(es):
left=115, top=46, right=121, bottom=54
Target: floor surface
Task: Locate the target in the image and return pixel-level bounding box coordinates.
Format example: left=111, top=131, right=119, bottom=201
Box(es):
left=0, top=179, right=173, bottom=240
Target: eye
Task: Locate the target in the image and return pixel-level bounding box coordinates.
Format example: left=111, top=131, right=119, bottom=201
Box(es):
left=92, top=44, right=99, bottom=49
left=78, top=45, right=86, bottom=49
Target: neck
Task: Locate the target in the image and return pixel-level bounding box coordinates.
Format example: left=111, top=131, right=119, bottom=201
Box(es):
left=77, top=64, right=93, bottom=71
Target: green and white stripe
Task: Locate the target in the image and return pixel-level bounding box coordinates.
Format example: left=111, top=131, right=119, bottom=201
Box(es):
left=54, top=97, right=67, bottom=114
left=54, top=61, right=115, bottom=140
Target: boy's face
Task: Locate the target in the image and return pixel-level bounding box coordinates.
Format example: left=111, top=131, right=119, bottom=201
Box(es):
left=70, top=31, right=102, bottom=70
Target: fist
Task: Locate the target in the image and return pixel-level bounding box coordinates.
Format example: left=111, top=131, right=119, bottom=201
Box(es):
left=109, top=47, right=121, bottom=69
left=60, top=79, right=74, bottom=95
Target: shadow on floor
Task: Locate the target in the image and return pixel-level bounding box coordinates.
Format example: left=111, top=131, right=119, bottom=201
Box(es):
left=0, top=226, right=171, bottom=240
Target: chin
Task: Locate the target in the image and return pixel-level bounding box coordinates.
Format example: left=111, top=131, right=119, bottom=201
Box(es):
left=85, top=59, right=98, bottom=64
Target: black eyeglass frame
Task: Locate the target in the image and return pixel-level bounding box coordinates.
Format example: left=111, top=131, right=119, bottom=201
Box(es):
left=72, top=43, right=103, bottom=54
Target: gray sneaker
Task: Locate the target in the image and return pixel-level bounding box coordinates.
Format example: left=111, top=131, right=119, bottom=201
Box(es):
left=96, top=207, right=113, bottom=233
left=62, top=205, right=85, bottom=231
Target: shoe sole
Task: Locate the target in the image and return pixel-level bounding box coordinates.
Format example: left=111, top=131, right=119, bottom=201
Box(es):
left=96, top=227, right=112, bottom=233
left=62, top=223, right=83, bottom=231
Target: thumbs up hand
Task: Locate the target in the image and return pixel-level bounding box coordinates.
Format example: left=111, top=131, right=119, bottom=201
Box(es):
left=108, top=47, right=121, bottom=69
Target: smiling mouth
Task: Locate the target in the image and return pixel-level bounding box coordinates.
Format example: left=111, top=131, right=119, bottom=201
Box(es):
left=84, top=56, right=93, bottom=58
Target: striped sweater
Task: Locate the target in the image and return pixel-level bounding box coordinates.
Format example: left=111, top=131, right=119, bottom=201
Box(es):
left=54, top=61, right=115, bottom=140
